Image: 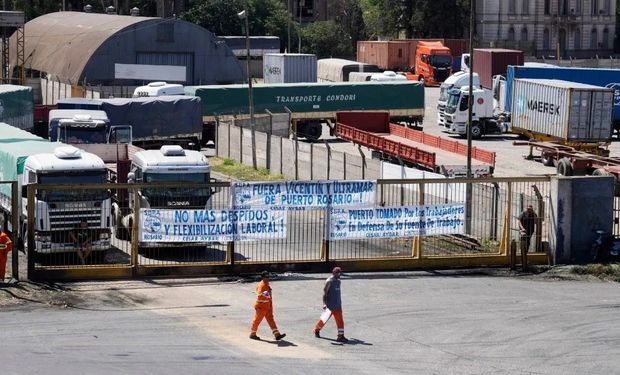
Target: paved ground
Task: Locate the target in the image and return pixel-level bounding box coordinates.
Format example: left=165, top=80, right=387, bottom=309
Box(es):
left=1, top=270, right=619, bottom=375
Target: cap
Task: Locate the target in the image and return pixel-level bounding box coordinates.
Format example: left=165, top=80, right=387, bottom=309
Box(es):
left=332, top=267, right=342, bottom=274
left=260, top=270, right=270, bottom=278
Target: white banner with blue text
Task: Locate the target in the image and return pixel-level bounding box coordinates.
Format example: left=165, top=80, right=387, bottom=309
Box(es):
left=230, top=180, right=376, bottom=209
left=328, top=204, right=466, bottom=240
left=140, top=208, right=287, bottom=242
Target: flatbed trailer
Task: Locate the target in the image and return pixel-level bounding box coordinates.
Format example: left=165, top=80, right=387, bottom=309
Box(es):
left=516, top=140, right=620, bottom=193
left=336, top=111, right=495, bottom=176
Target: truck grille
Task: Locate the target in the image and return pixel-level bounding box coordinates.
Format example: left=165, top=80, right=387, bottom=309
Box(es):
left=48, top=208, right=103, bottom=231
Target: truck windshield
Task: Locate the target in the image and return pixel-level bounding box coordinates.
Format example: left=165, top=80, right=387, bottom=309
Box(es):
left=430, top=55, right=452, bottom=68
left=37, top=172, right=109, bottom=202
left=143, top=173, right=212, bottom=199
left=60, top=127, right=107, bottom=144
left=439, top=84, right=453, bottom=102
left=445, top=93, right=461, bottom=114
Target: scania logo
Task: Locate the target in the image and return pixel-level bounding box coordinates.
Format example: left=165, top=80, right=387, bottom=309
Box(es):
left=167, top=201, right=190, bottom=206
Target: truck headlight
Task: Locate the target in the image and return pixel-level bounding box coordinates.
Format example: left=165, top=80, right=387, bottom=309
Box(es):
left=35, top=234, right=51, bottom=242
left=100, top=232, right=110, bottom=240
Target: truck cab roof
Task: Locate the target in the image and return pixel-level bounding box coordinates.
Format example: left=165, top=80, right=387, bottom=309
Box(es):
left=49, top=109, right=109, bottom=122
left=25, top=146, right=106, bottom=173
left=133, top=82, right=185, bottom=97
left=132, top=146, right=211, bottom=173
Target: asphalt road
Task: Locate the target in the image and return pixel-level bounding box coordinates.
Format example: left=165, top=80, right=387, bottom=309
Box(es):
left=2, top=271, right=619, bottom=375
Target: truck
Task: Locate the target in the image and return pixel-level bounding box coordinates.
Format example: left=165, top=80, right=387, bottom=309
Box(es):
left=113, top=145, right=216, bottom=245
left=409, top=41, right=452, bottom=86
left=349, top=71, right=408, bottom=82
left=185, top=81, right=425, bottom=141
left=437, top=71, right=480, bottom=126
left=317, top=58, right=380, bottom=82
left=443, top=78, right=614, bottom=143
left=133, top=81, right=184, bottom=97
left=55, top=96, right=203, bottom=149
left=48, top=109, right=109, bottom=143
left=0, top=123, right=112, bottom=254
left=0, top=85, right=34, bottom=131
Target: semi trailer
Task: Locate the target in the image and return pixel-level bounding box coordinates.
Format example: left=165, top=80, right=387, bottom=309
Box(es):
left=185, top=81, right=425, bottom=141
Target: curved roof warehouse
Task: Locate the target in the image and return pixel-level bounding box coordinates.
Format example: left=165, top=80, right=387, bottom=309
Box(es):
left=9, top=11, right=245, bottom=85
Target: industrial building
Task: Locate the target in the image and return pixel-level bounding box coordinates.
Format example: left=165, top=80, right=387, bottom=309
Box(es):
left=8, top=11, right=245, bottom=87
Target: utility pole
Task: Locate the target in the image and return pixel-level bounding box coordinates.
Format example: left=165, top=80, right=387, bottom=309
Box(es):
left=465, top=0, right=475, bottom=234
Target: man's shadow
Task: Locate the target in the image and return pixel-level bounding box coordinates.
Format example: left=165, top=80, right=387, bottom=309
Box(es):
left=260, top=338, right=298, bottom=347
left=318, top=337, right=373, bottom=346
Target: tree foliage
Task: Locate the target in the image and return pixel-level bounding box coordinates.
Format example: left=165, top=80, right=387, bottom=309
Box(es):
left=300, top=21, right=354, bottom=58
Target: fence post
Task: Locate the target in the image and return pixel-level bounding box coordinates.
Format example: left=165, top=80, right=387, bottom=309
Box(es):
left=131, top=188, right=140, bottom=277
left=412, top=181, right=424, bottom=259
left=11, top=182, right=18, bottom=280
left=265, top=110, right=273, bottom=171
left=357, top=145, right=366, bottom=179
left=324, top=140, right=331, bottom=180
left=343, top=153, right=347, bottom=180
left=310, top=143, right=314, bottom=180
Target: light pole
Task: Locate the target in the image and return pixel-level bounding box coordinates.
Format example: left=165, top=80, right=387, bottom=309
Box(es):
left=238, top=9, right=257, bottom=169
left=465, top=0, right=475, bottom=234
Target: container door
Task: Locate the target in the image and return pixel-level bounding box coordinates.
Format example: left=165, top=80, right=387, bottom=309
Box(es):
left=568, top=90, right=590, bottom=140
left=589, top=90, right=614, bottom=141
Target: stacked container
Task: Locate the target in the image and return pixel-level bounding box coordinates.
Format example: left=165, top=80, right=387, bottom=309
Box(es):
left=263, top=53, right=317, bottom=84
left=511, top=79, right=614, bottom=142
left=472, top=49, right=524, bottom=89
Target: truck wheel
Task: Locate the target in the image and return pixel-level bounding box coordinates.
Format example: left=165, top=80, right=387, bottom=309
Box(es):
left=302, top=122, right=322, bottom=141
left=557, top=158, right=573, bottom=176
left=541, top=152, right=555, bottom=167
left=593, top=169, right=620, bottom=196
left=470, top=123, right=483, bottom=139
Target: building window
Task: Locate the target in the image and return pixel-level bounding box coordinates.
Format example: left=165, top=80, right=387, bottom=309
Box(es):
left=543, top=28, right=551, bottom=49
left=522, top=0, right=530, bottom=14
left=574, top=28, right=581, bottom=49
left=544, top=0, right=550, bottom=14
left=509, top=0, right=516, bottom=14
left=521, top=27, right=528, bottom=41
left=604, top=0, right=611, bottom=14
left=559, top=0, right=569, bottom=15
left=602, top=28, right=609, bottom=48
left=592, top=0, right=599, bottom=15
left=590, top=28, right=598, bottom=48
left=576, top=0, right=582, bottom=14
left=507, top=27, right=515, bottom=41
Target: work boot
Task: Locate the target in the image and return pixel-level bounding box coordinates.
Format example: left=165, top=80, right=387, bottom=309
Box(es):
left=314, top=330, right=320, bottom=338
left=275, top=333, right=286, bottom=341
left=249, top=334, right=260, bottom=340
left=336, top=335, right=348, bottom=343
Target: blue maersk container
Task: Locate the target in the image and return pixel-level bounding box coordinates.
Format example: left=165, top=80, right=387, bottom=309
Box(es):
left=505, top=66, right=620, bottom=126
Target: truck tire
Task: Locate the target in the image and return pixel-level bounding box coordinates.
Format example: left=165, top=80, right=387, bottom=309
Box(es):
left=541, top=152, right=555, bottom=167
left=299, top=121, right=322, bottom=141
left=593, top=169, right=620, bottom=196
left=470, top=122, right=483, bottom=139
left=557, top=158, right=573, bottom=176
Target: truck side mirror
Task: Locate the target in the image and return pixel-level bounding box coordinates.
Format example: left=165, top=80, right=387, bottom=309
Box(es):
left=127, top=172, right=135, bottom=183
left=109, top=126, right=132, bottom=144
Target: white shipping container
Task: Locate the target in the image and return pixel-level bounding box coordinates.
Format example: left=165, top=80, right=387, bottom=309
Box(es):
left=263, top=53, right=317, bottom=83
left=511, top=79, right=613, bottom=142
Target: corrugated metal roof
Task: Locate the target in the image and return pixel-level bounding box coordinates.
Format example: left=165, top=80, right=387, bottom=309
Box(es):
left=13, top=11, right=156, bottom=84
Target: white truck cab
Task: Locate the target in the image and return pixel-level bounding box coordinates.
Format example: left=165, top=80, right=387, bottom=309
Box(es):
left=133, top=82, right=184, bottom=97
left=443, top=86, right=504, bottom=139
left=115, top=145, right=216, bottom=244
left=437, top=71, right=480, bottom=126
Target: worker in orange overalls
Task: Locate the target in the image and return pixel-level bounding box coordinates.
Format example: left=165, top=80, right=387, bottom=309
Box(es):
left=249, top=271, right=286, bottom=341
left=0, top=227, right=14, bottom=282
left=314, top=267, right=348, bottom=342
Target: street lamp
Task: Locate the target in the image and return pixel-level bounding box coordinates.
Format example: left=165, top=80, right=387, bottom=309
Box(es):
left=238, top=9, right=257, bottom=169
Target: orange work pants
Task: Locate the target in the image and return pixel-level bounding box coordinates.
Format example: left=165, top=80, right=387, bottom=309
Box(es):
left=314, top=308, right=344, bottom=335
left=251, top=305, right=280, bottom=336
left=0, top=250, right=8, bottom=280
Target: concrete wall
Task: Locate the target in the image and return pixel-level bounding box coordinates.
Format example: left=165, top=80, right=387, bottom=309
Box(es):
left=549, top=176, right=614, bottom=264
left=216, top=120, right=381, bottom=180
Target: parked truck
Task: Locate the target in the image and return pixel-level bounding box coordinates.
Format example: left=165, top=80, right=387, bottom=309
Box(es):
left=317, top=58, right=380, bottom=82
left=0, top=85, right=34, bottom=131
left=56, top=96, right=203, bottom=149
left=437, top=71, right=480, bottom=126
left=113, top=145, right=217, bottom=245
left=185, top=81, right=425, bottom=141
left=408, top=41, right=452, bottom=86
left=0, top=123, right=112, bottom=253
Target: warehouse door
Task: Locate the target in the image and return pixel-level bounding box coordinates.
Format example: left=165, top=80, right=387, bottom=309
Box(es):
left=136, top=52, right=194, bottom=84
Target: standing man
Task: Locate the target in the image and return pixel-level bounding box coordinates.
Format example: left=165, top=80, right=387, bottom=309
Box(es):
left=69, top=219, right=92, bottom=265
left=0, top=227, right=13, bottom=282
left=518, top=204, right=538, bottom=266
left=314, top=267, right=348, bottom=343
left=250, top=271, right=286, bottom=341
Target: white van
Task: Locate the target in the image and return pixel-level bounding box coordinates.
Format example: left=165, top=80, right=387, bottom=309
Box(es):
left=133, top=82, right=184, bottom=97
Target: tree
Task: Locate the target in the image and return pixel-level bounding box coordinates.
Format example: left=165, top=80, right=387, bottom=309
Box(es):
left=409, top=0, right=469, bottom=38
left=328, top=0, right=367, bottom=44
left=300, top=21, right=354, bottom=58
left=360, top=0, right=402, bottom=39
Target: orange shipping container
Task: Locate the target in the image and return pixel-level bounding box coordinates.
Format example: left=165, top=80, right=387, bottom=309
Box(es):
left=357, top=41, right=411, bottom=71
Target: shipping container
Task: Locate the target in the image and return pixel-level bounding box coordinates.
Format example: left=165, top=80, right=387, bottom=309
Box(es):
left=473, top=49, right=524, bottom=89
left=317, top=58, right=380, bottom=82
left=0, top=85, right=34, bottom=131
left=511, top=79, right=613, bottom=142
left=443, top=39, right=469, bottom=57
left=263, top=53, right=317, bottom=83
left=356, top=41, right=411, bottom=71
left=505, top=66, right=620, bottom=126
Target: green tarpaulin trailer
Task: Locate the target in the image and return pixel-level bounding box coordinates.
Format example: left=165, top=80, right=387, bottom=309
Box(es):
left=0, top=85, right=34, bottom=131
left=185, top=81, right=425, bottom=140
